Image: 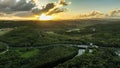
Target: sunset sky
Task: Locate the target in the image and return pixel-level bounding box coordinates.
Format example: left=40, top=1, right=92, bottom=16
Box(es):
left=49, top=0, right=120, bottom=13
left=0, top=0, right=120, bottom=20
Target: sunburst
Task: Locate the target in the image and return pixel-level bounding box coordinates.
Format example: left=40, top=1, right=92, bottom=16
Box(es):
left=39, top=14, right=53, bottom=20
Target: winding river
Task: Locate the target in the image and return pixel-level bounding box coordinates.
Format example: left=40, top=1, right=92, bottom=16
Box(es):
left=0, top=43, right=120, bottom=56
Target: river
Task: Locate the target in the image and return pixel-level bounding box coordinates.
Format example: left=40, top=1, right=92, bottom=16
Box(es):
left=76, top=47, right=120, bottom=57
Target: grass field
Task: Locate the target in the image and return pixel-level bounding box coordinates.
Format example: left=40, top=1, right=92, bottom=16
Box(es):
left=0, top=28, right=13, bottom=36
left=21, top=49, right=39, bottom=58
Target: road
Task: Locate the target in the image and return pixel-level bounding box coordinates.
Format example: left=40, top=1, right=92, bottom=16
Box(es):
left=0, top=44, right=9, bottom=55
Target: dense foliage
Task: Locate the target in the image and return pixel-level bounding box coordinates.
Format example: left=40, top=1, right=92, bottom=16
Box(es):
left=0, top=46, right=78, bottom=68
left=0, top=26, right=70, bottom=47
left=56, top=48, right=120, bottom=68
left=80, top=21, right=120, bottom=47
left=0, top=42, right=7, bottom=52
left=0, top=20, right=120, bottom=68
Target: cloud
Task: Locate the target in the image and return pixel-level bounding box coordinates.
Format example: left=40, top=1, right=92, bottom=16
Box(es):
left=32, top=3, right=56, bottom=15
left=12, top=0, right=34, bottom=11
left=46, top=0, right=70, bottom=15
left=32, top=0, right=70, bottom=15
left=59, top=0, right=71, bottom=6
left=77, top=9, right=120, bottom=19
left=109, top=9, right=120, bottom=17
left=11, top=11, right=34, bottom=17
left=0, top=0, right=34, bottom=12
left=0, top=12, right=7, bottom=16
left=79, top=11, right=105, bottom=18
left=0, top=0, right=70, bottom=17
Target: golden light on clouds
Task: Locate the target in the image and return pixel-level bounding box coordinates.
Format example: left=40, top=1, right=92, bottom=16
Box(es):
left=0, top=16, right=36, bottom=21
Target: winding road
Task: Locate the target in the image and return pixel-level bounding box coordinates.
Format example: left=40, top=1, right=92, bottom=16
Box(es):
left=0, top=44, right=9, bottom=55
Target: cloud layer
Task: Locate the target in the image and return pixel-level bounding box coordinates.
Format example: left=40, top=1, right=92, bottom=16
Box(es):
left=79, top=11, right=104, bottom=17
left=109, top=9, right=120, bottom=17
left=78, top=9, right=120, bottom=19
left=0, top=0, right=120, bottom=19
left=0, top=0, right=70, bottom=17
left=0, top=0, right=34, bottom=12
left=32, top=0, right=70, bottom=15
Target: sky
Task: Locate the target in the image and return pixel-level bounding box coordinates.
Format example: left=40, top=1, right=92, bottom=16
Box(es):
left=46, top=0, right=120, bottom=13
left=68, top=0, right=120, bottom=13
left=0, top=0, right=120, bottom=20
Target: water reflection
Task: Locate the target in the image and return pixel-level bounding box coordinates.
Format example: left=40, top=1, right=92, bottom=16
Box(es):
left=76, top=49, right=92, bottom=56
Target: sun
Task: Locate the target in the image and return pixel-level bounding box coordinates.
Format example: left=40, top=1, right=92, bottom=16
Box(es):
left=39, top=14, right=53, bottom=20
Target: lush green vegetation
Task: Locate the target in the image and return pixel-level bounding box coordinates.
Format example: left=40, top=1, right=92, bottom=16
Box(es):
left=1, top=20, right=120, bottom=47
left=78, top=21, right=120, bottom=47
left=0, top=26, right=42, bottom=47
left=0, top=42, right=7, bottom=52
left=56, top=48, right=120, bottom=68
left=0, top=20, right=84, bottom=47
left=21, top=49, right=39, bottom=58
left=0, top=19, right=120, bottom=68
left=0, top=28, right=13, bottom=36
left=0, top=26, right=70, bottom=47
left=0, top=46, right=78, bottom=68
left=61, top=21, right=120, bottom=47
